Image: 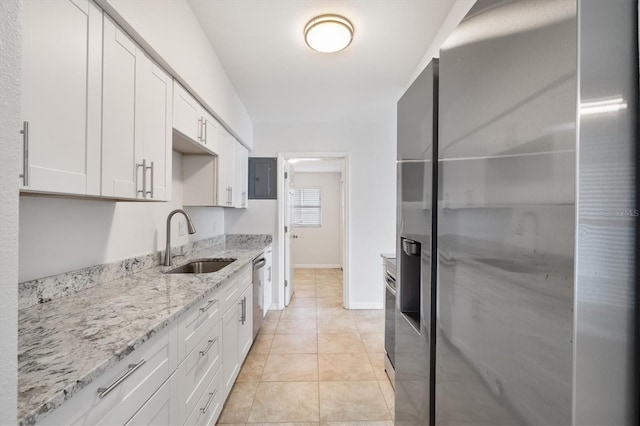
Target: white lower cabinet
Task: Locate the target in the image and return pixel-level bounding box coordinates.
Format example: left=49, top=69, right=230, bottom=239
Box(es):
left=38, top=264, right=257, bottom=426
left=221, top=300, right=241, bottom=401
left=239, top=282, right=254, bottom=360
left=39, top=323, right=178, bottom=426
left=125, top=372, right=176, bottom=426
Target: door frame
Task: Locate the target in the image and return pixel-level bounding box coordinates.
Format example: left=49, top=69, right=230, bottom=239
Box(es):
left=276, top=152, right=351, bottom=310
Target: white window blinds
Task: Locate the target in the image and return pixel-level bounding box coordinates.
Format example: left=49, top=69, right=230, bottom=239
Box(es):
left=292, top=188, right=321, bottom=227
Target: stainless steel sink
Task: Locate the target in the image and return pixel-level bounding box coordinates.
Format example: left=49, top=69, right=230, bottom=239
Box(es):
left=165, top=258, right=235, bottom=274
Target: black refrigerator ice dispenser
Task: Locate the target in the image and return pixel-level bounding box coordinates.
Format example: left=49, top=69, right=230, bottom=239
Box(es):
left=400, top=238, right=421, bottom=332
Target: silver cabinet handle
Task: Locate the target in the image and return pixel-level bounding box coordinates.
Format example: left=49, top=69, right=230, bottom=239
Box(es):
left=19, top=121, right=29, bottom=186
left=137, top=159, right=147, bottom=198
left=97, top=359, right=146, bottom=399
left=239, top=299, right=244, bottom=323
left=203, top=118, right=207, bottom=144
left=199, top=337, right=218, bottom=357
left=200, top=389, right=217, bottom=414
left=199, top=299, right=217, bottom=313
left=145, top=161, right=154, bottom=199
left=243, top=296, right=247, bottom=323
left=227, top=187, right=231, bottom=206
left=385, top=281, right=397, bottom=296
left=268, top=266, right=271, bottom=282
left=197, top=117, right=203, bottom=142
left=230, top=187, right=233, bottom=206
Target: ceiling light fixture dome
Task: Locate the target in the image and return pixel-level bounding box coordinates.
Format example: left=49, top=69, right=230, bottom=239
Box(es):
left=304, top=14, right=354, bottom=53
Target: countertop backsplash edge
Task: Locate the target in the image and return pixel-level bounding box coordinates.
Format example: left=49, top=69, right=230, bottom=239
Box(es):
left=18, top=233, right=272, bottom=310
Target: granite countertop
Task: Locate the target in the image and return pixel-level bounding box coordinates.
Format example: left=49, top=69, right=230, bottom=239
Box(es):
left=18, top=240, right=270, bottom=425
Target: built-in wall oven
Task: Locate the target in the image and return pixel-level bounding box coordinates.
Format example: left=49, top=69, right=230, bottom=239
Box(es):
left=383, top=256, right=397, bottom=386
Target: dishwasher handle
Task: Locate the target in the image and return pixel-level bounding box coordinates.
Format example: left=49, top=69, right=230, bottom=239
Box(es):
left=253, top=258, right=267, bottom=269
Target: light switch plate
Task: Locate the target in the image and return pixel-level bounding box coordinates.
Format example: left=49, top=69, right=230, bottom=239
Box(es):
left=178, top=221, right=186, bottom=236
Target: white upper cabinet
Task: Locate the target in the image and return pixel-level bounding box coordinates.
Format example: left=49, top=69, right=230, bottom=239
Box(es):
left=173, top=83, right=202, bottom=144
left=20, top=0, right=102, bottom=196
left=202, top=112, right=220, bottom=154
left=234, top=142, right=249, bottom=208
left=182, top=127, right=248, bottom=208
left=138, top=57, right=173, bottom=201
left=172, top=82, right=221, bottom=156
left=101, top=17, right=172, bottom=201
left=101, top=16, right=137, bottom=199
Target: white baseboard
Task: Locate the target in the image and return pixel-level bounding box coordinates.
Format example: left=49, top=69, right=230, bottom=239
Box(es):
left=269, top=302, right=281, bottom=311
left=294, top=264, right=341, bottom=269
left=348, top=302, right=384, bottom=310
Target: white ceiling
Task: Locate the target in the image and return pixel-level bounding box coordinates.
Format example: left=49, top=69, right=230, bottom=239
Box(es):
left=188, top=0, right=457, bottom=124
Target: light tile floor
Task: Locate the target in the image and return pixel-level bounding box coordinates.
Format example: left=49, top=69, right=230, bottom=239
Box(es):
left=217, top=268, right=393, bottom=426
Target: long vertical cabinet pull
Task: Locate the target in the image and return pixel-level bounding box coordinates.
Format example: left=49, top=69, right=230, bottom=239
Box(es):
left=239, top=299, right=244, bottom=324
left=202, top=118, right=207, bottom=145
left=243, top=297, right=247, bottom=322
left=19, top=121, right=29, bottom=186
left=137, top=159, right=147, bottom=198
left=145, top=161, right=154, bottom=199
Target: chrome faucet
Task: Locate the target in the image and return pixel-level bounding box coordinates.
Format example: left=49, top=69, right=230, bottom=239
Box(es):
left=164, top=209, right=196, bottom=266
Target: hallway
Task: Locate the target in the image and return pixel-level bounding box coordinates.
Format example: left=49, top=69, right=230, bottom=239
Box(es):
left=217, top=268, right=393, bottom=425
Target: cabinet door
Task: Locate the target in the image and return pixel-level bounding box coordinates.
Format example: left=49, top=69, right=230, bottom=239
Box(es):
left=215, top=129, right=230, bottom=207
left=139, top=57, right=172, bottom=201
left=234, top=142, right=249, bottom=208
left=222, top=304, right=240, bottom=400
left=202, top=113, right=220, bottom=155
left=238, top=283, right=254, bottom=360
left=101, top=16, right=139, bottom=199
left=263, top=247, right=273, bottom=316
left=21, top=0, right=102, bottom=195
left=173, top=83, right=202, bottom=143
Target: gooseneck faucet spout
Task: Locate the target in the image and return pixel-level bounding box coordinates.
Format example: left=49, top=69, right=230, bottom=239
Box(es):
left=164, top=209, right=196, bottom=266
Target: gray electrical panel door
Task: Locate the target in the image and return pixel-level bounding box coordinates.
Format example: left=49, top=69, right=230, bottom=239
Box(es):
left=248, top=157, right=277, bottom=199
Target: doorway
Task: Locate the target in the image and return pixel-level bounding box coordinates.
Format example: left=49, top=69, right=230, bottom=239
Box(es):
left=277, top=153, right=350, bottom=310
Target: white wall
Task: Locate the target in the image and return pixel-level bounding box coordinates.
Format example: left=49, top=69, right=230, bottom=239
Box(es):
left=232, top=114, right=396, bottom=309
left=0, top=0, right=20, bottom=422
left=407, top=0, right=476, bottom=88
left=292, top=172, right=342, bottom=268
left=97, top=0, right=253, bottom=148
left=19, top=151, right=225, bottom=282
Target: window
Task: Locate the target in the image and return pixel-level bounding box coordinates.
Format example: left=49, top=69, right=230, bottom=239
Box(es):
left=292, top=187, right=321, bottom=227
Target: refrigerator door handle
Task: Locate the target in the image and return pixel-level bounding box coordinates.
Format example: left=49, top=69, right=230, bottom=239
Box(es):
left=402, top=239, right=420, bottom=256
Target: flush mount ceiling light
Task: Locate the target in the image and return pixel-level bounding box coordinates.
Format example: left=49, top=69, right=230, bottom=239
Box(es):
left=304, top=14, right=354, bottom=53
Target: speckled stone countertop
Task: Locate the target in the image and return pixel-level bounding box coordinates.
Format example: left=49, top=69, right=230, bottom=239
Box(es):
left=18, top=238, right=271, bottom=426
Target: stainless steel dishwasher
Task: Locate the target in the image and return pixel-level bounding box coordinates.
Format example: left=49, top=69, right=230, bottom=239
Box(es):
left=252, top=253, right=267, bottom=339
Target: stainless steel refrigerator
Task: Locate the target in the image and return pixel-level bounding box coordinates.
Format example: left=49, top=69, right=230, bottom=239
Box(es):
left=396, top=0, right=638, bottom=425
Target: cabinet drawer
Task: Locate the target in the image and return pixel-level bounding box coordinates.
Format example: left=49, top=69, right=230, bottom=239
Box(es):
left=178, top=294, right=220, bottom=360
left=125, top=371, right=175, bottom=426
left=39, top=324, right=177, bottom=426
left=180, top=319, right=222, bottom=418
left=184, top=365, right=222, bottom=426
